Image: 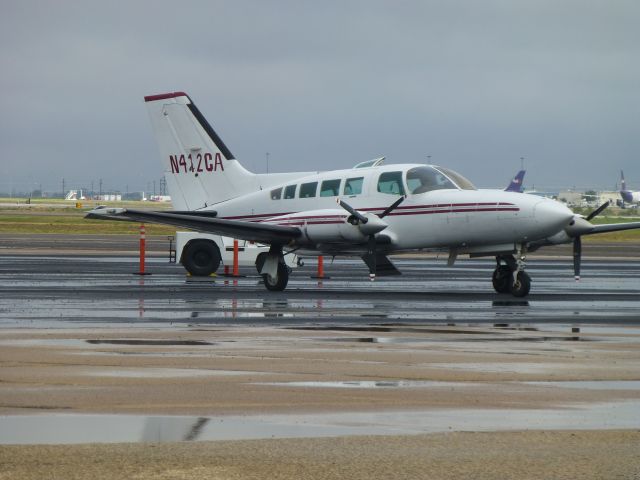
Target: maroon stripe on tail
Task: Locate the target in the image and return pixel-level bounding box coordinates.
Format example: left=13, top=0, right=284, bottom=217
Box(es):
left=144, top=92, right=189, bottom=102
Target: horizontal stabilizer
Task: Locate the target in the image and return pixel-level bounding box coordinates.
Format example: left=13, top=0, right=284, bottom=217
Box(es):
left=86, top=208, right=301, bottom=245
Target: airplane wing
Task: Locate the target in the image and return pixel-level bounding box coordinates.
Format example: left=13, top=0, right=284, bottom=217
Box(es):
left=85, top=208, right=301, bottom=245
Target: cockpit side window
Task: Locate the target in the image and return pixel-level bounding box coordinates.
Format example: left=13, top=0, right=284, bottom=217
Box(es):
left=377, top=171, right=405, bottom=195
left=283, top=185, right=297, bottom=199
left=270, top=187, right=282, bottom=200
left=406, top=166, right=456, bottom=194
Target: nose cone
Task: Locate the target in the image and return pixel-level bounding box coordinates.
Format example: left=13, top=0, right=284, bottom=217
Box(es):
left=360, top=213, right=388, bottom=235
left=534, top=200, right=574, bottom=233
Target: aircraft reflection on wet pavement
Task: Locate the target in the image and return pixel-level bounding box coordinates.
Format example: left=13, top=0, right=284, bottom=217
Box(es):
left=2, top=257, right=640, bottom=325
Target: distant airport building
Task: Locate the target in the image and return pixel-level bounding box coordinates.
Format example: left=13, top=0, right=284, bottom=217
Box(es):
left=598, top=191, right=621, bottom=206
left=557, top=191, right=583, bottom=207
left=95, top=193, right=122, bottom=202
left=122, top=192, right=145, bottom=201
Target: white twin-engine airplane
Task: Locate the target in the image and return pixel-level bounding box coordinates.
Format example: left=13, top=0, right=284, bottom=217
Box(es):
left=87, top=92, right=640, bottom=297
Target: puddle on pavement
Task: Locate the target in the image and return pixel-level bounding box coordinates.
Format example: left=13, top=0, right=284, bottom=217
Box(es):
left=256, top=380, right=476, bottom=389
left=291, top=326, right=489, bottom=335
left=0, top=339, right=214, bottom=348
left=492, top=301, right=530, bottom=307
left=86, top=339, right=213, bottom=346
left=72, top=351, right=218, bottom=358
left=320, top=336, right=585, bottom=344
left=295, top=323, right=594, bottom=344
left=524, top=380, right=640, bottom=391
left=2, top=401, right=639, bottom=445
left=428, top=362, right=569, bottom=374
left=81, top=368, right=264, bottom=378
left=0, top=339, right=89, bottom=348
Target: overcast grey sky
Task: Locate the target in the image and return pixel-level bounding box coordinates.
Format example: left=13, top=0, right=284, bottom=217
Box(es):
left=1, top=0, right=639, bottom=194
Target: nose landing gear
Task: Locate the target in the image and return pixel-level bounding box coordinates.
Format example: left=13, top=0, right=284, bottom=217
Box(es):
left=493, top=246, right=531, bottom=297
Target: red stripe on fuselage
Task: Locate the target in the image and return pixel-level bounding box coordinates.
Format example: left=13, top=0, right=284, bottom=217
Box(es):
left=220, top=203, right=519, bottom=223
left=387, top=207, right=519, bottom=217
left=275, top=220, right=345, bottom=226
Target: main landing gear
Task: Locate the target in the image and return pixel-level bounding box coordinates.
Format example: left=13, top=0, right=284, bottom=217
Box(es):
left=492, top=246, right=531, bottom=297
left=257, top=246, right=290, bottom=292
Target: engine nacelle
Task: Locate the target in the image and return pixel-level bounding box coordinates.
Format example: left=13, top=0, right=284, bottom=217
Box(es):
left=267, top=209, right=386, bottom=245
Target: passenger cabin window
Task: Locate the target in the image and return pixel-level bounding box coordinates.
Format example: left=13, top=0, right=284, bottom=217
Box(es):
left=344, top=177, right=364, bottom=196
left=320, top=179, right=341, bottom=197
left=299, top=182, right=318, bottom=198
left=377, top=171, right=405, bottom=195
left=284, top=185, right=296, bottom=199
left=270, top=187, right=282, bottom=200
left=406, top=166, right=456, bottom=194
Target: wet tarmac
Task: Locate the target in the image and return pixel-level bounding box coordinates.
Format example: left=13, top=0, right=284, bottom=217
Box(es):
left=1, top=254, right=639, bottom=325
left=1, top=247, right=640, bottom=446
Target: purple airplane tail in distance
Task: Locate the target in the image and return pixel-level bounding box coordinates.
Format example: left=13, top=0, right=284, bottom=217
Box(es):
left=505, top=170, right=526, bottom=192
left=620, top=170, right=636, bottom=204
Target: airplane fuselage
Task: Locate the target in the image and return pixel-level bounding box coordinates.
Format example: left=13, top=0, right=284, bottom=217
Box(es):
left=204, top=163, right=573, bottom=255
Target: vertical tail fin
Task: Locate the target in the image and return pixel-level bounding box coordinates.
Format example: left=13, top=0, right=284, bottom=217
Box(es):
left=620, top=170, right=627, bottom=192
left=144, top=92, right=257, bottom=210
left=505, top=170, right=526, bottom=192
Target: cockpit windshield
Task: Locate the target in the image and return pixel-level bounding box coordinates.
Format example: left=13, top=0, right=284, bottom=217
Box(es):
left=435, top=166, right=476, bottom=190
left=405, top=166, right=477, bottom=194
left=406, top=166, right=457, bottom=194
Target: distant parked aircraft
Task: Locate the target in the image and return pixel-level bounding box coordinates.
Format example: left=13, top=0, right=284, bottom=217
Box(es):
left=505, top=170, right=526, bottom=193
left=620, top=171, right=640, bottom=206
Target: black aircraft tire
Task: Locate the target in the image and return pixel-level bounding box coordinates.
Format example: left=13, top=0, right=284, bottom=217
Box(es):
left=182, top=240, right=221, bottom=276
left=492, top=265, right=512, bottom=293
left=263, top=262, right=289, bottom=291
left=509, top=271, right=531, bottom=297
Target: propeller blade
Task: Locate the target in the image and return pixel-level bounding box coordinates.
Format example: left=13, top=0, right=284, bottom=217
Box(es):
left=337, top=199, right=368, bottom=225
left=367, top=234, right=376, bottom=281
left=586, top=201, right=610, bottom=221
left=573, top=236, right=582, bottom=281
left=378, top=195, right=406, bottom=218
